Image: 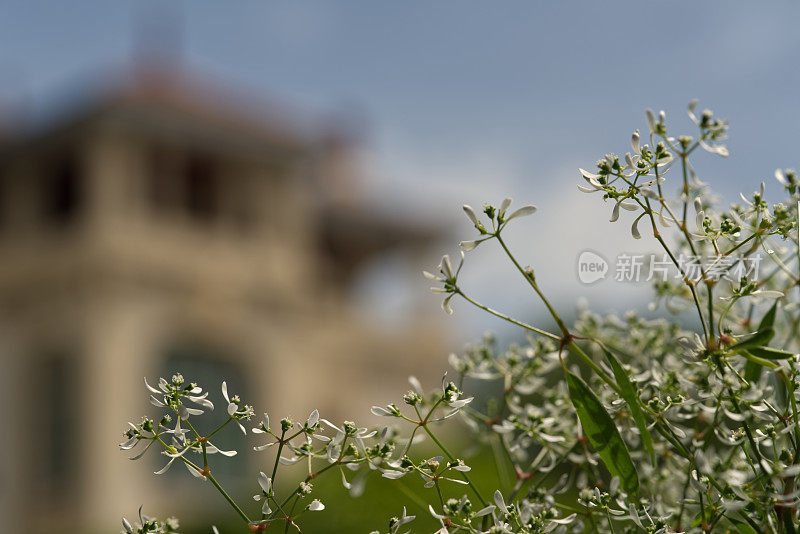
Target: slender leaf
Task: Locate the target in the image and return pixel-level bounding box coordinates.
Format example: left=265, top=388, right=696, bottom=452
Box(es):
left=748, top=346, right=795, bottom=360
left=565, top=370, right=639, bottom=495
left=758, top=301, right=778, bottom=334
left=601, top=347, right=655, bottom=463
left=740, top=350, right=780, bottom=370
left=729, top=327, right=775, bottom=351
left=736, top=302, right=779, bottom=383
left=728, top=517, right=758, bottom=534
left=691, top=510, right=708, bottom=529
left=743, top=359, right=763, bottom=384
left=729, top=302, right=779, bottom=354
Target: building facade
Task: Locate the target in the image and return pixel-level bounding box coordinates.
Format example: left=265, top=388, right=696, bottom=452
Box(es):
left=0, top=69, right=446, bottom=533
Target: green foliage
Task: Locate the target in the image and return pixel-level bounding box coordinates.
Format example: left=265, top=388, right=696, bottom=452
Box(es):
left=120, top=103, right=800, bottom=533
left=565, top=369, right=639, bottom=495
left=601, top=346, right=655, bottom=463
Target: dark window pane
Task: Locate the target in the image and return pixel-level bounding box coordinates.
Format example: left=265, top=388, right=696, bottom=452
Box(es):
left=44, top=155, right=81, bottom=224
left=185, top=154, right=218, bottom=221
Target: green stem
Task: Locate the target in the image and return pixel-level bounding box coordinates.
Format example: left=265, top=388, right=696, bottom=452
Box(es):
left=496, top=234, right=570, bottom=336
left=157, top=436, right=251, bottom=525
left=456, top=289, right=560, bottom=341
left=207, top=471, right=252, bottom=524
left=271, top=429, right=287, bottom=482
left=494, top=233, right=621, bottom=394
left=264, top=428, right=288, bottom=520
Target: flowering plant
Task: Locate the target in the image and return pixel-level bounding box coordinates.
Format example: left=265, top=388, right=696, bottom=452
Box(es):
left=120, top=103, right=800, bottom=533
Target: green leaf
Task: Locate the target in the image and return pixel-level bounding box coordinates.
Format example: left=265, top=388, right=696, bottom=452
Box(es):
left=601, top=347, right=655, bottom=463
left=747, top=346, right=795, bottom=360
left=758, top=301, right=778, bottom=334
left=729, top=302, right=779, bottom=353
left=743, top=359, right=763, bottom=384
left=739, top=350, right=780, bottom=372
left=690, top=510, right=705, bottom=528
left=565, top=370, right=639, bottom=495
left=728, top=517, right=758, bottom=534
left=735, top=302, right=780, bottom=383
left=729, top=327, right=775, bottom=351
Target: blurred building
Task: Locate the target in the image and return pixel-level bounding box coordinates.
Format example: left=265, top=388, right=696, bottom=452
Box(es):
left=0, top=67, right=446, bottom=533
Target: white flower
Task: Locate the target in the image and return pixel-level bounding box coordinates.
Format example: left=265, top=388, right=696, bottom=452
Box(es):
left=699, top=139, right=729, bottom=157
left=462, top=204, right=482, bottom=229
left=253, top=472, right=273, bottom=514
left=578, top=168, right=607, bottom=193
left=608, top=200, right=638, bottom=223
left=493, top=489, right=506, bottom=512
left=694, top=196, right=706, bottom=232
left=409, top=375, right=423, bottom=396
left=645, top=109, right=657, bottom=133
left=370, top=405, right=395, bottom=417
left=448, top=396, right=474, bottom=409
left=630, top=129, right=640, bottom=154
left=677, top=333, right=705, bottom=360
left=775, top=169, right=798, bottom=191
left=178, top=403, right=204, bottom=421
left=423, top=252, right=465, bottom=314
left=170, top=415, right=189, bottom=444
left=205, top=444, right=237, bottom=457
left=497, top=197, right=512, bottom=220
left=689, top=101, right=730, bottom=156
left=750, top=289, right=785, bottom=300
left=550, top=514, right=577, bottom=526
left=449, top=459, right=471, bottom=472
left=306, top=409, right=319, bottom=428
left=220, top=382, right=251, bottom=434
left=631, top=214, right=645, bottom=239
left=504, top=204, right=537, bottom=221
left=319, top=419, right=376, bottom=451
left=392, top=507, right=415, bottom=530
left=739, top=181, right=766, bottom=209
left=307, top=499, right=325, bottom=511
left=475, top=504, right=495, bottom=517
left=622, top=152, right=640, bottom=175
left=252, top=413, right=270, bottom=434
left=687, top=99, right=700, bottom=125
left=381, top=469, right=408, bottom=479
left=258, top=471, right=272, bottom=493
left=187, top=391, right=214, bottom=411
left=459, top=238, right=490, bottom=251
left=154, top=450, right=185, bottom=475
left=221, top=381, right=236, bottom=416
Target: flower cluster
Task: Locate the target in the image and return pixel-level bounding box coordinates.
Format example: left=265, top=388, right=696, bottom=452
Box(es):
left=121, top=376, right=253, bottom=477
left=121, top=507, right=181, bottom=534
left=120, top=104, right=800, bottom=533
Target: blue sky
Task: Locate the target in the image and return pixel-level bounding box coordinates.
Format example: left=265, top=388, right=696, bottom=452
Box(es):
left=2, top=1, right=799, bottom=339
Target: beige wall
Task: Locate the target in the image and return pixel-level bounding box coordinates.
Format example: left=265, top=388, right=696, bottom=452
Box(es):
left=0, top=115, right=446, bottom=533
